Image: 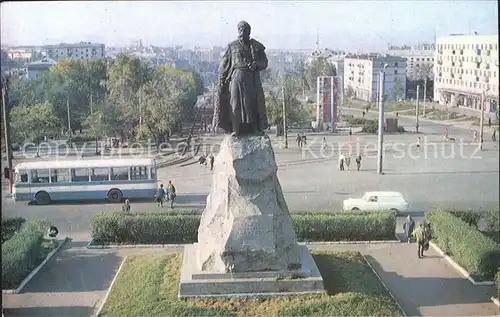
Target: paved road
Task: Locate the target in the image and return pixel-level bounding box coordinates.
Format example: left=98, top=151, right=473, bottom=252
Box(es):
left=2, top=130, right=499, bottom=243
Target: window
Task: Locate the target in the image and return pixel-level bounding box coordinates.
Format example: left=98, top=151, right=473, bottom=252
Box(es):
left=130, top=166, right=149, bottom=180
left=51, top=169, right=71, bottom=183
left=90, top=168, right=109, bottom=181
left=31, top=169, right=50, bottom=183
left=368, top=196, right=378, bottom=202
left=71, top=168, right=90, bottom=182
left=111, top=167, right=129, bottom=180
left=150, top=167, right=156, bottom=180
left=15, top=170, right=29, bottom=183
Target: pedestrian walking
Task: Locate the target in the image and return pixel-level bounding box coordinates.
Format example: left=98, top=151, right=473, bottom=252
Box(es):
left=492, top=129, right=497, bottom=142
left=473, top=129, right=478, bottom=143
left=166, top=180, right=176, bottom=209
left=154, top=184, right=165, bottom=207
left=339, top=153, right=345, bottom=171
left=403, top=215, right=415, bottom=243
left=122, top=199, right=131, bottom=213
left=423, top=222, right=433, bottom=254
left=355, top=153, right=362, bottom=171
left=296, top=133, right=302, bottom=147
left=488, top=117, right=492, bottom=128
left=348, top=127, right=352, bottom=140
left=345, top=154, right=351, bottom=171
left=417, top=137, right=421, bottom=150
left=209, top=153, right=215, bottom=171
left=412, top=223, right=426, bottom=258
left=321, top=137, right=327, bottom=151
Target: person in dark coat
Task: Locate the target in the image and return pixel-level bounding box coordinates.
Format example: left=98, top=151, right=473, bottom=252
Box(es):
left=403, top=215, right=415, bottom=243
left=214, top=21, right=269, bottom=137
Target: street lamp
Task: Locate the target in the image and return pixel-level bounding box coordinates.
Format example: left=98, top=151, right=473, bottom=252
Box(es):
left=377, top=64, right=388, bottom=174
left=480, top=87, right=491, bottom=151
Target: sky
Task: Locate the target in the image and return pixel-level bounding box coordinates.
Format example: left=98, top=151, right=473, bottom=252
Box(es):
left=1, top=1, right=498, bottom=51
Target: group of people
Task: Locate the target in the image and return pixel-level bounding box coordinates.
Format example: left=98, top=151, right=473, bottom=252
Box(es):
left=154, top=181, right=176, bottom=208
left=296, top=133, right=308, bottom=147
left=199, top=153, right=215, bottom=170
left=339, top=152, right=362, bottom=171
left=403, top=215, right=433, bottom=258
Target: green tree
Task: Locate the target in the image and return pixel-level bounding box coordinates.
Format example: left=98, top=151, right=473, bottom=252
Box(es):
left=10, top=102, right=59, bottom=145
left=393, top=78, right=402, bottom=101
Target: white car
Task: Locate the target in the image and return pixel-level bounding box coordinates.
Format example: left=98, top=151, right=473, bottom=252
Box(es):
left=343, top=191, right=409, bottom=214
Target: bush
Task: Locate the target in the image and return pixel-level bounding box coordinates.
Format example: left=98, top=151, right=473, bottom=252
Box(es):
left=426, top=209, right=500, bottom=279
left=67, top=135, right=97, bottom=143
left=496, top=271, right=500, bottom=299
left=448, top=210, right=481, bottom=229
left=91, top=211, right=397, bottom=245
left=1, top=217, right=26, bottom=244
left=483, top=210, right=500, bottom=232
left=2, top=220, right=48, bottom=289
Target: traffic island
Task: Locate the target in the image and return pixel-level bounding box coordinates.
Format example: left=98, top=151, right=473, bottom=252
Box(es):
left=95, top=251, right=403, bottom=317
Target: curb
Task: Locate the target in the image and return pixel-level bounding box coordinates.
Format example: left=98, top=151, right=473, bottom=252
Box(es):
left=491, top=297, right=500, bottom=308
left=363, top=256, right=407, bottom=316
left=2, top=237, right=70, bottom=294
left=87, top=238, right=401, bottom=249
left=92, top=256, right=128, bottom=317
left=429, top=241, right=495, bottom=286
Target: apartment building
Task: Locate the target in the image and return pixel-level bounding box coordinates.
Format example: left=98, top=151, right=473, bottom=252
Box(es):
left=344, top=54, right=407, bottom=102
left=26, top=58, right=57, bottom=80
left=434, top=34, right=499, bottom=113
left=42, top=42, right=105, bottom=61
left=388, top=44, right=435, bottom=79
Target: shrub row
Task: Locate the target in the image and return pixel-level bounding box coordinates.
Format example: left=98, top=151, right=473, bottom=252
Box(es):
left=90, top=211, right=397, bottom=245
left=426, top=209, right=500, bottom=279
left=1, top=217, right=26, bottom=244
left=67, top=135, right=97, bottom=143
left=2, top=220, right=48, bottom=290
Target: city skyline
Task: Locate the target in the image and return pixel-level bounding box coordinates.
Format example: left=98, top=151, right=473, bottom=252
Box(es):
left=1, top=1, right=498, bottom=50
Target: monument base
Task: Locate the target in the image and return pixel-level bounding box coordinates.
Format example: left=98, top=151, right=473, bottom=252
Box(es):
left=178, top=244, right=325, bottom=298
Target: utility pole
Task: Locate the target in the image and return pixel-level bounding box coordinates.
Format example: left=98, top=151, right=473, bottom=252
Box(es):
left=139, top=89, right=143, bottom=137
left=67, top=98, right=72, bottom=145
left=479, top=88, right=489, bottom=151
left=2, top=75, right=13, bottom=193
left=90, top=92, right=93, bottom=114
left=282, top=85, right=288, bottom=148
left=377, top=69, right=386, bottom=174
left=423, top=78, right=427, bottom=116
left=415, top=85, right=420, bottom=133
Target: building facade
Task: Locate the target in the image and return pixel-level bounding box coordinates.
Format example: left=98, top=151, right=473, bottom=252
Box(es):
left=344, top=54, right=407, bottom=102
left=388, top=44, right=435, bottom=80
left=41, top=42, right=105, bottom=61
left=434, top=34, right=499, bottom=113
left=26, top=58, right=57, bottom=80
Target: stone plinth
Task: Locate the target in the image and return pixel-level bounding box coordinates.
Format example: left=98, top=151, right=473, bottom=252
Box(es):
left=178, top=134, right=325, bottom=298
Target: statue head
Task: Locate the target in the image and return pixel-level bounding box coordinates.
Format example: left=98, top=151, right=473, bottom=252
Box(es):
left=237, top=21, right=251, bottom=43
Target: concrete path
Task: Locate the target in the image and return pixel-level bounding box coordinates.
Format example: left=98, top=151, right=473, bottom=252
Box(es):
left=3, top=241, right=498, bottom=317
left=309, top=243, right=499, bottom=316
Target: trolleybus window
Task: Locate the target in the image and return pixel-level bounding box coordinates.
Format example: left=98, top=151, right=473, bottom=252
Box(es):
left=16, top=170, right=29, bottom=183
left=130, top=166, right=148, bottom=180
left=90, top=168, right=110, bottom=181
left=51, top=169, right=71, bottom=183
left=71, top=168, right=90, bottom=182
left=150, top=167, right=156, bottom=180
left=31, top=169, right=50, bottom=183
left=111, top=167, right=129, bottom=180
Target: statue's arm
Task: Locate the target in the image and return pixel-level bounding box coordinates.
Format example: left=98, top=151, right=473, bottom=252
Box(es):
left=255, top=49, right=268, bottom=71
left=218, top=46, right=232, bottom=84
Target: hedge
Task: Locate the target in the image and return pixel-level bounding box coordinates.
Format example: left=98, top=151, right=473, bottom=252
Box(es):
left=496, top=271, right=500, bottom=299
left=1, top=217, right=26, bottom=244
left=67, top=135, right=98, bottom=143
left=426, top=209, right=500, bottom=279
left=90, top=211, right=396, bottom=245
left=1, top=220, right=49, bottom=289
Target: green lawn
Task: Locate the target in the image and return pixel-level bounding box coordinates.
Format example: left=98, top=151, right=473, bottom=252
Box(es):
left=99, top=251, right=403, bottom=317
left=383, top=101, right=415, bottom=113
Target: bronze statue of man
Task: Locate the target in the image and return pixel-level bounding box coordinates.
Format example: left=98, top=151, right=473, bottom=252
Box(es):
left=214, top=21, right=269, bottom=136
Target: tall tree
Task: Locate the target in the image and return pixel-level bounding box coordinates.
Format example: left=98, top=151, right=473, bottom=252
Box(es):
left=10, top=102, right=59, bottom=144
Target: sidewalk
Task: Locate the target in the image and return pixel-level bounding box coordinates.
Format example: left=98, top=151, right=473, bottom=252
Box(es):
left=3, top=242, right=498, bottom=316
left=310, top=243, right=499, bottom=316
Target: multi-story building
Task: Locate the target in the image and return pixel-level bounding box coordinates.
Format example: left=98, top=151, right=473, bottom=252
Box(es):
left=388, top=44, right=435, bottom=80
left=26, top=58, right=57, bottom=80
left=344, top=54, right=407, bottom=102
left=41, top=42, right=105, bottom=61
left=434, top=34, right=499, bottom=113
